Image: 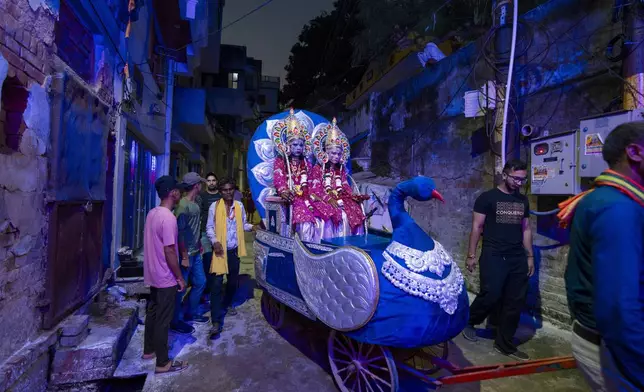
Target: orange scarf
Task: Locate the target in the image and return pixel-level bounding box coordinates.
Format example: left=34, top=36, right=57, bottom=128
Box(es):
left=556, top=169, right=644, bottom=228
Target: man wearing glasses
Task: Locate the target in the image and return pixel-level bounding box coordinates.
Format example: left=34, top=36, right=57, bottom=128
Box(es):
left=462, top=159, right=534, bottom=361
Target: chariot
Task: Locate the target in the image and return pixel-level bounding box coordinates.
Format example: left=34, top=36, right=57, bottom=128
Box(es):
left=246, top=109, right=577, bottom=391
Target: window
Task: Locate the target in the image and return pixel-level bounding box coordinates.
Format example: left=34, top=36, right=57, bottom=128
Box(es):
left=228, top=72, right=238, bottom=89
left=258, top=94, right=266, bottom=105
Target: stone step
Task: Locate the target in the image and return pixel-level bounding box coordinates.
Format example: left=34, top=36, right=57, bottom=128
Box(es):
left=50, top=303, right=140, bottom=386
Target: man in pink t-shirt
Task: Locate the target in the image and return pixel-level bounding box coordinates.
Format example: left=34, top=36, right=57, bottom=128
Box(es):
left=142, top=176, right=190, bottom=374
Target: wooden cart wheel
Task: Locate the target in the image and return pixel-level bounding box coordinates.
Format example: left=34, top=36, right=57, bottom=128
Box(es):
left=398, top=342, right=448, bottom=374
left=261, top=291, right=285, bottom=329
left=327, top=330, right=399, bottom=392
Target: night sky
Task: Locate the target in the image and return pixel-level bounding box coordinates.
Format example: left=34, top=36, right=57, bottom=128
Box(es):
left=221, top=0, right=335, bottom=84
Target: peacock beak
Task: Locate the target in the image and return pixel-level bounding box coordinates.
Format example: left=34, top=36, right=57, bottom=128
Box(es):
left=432, top=189, right=445, bottom=203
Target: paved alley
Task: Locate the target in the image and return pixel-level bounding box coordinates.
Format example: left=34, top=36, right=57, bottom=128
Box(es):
left=115, top=233, right=589, bottom=392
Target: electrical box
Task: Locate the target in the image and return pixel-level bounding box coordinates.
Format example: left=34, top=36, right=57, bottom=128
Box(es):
left=578, top=109, right=644, bottom=178
left=530, top=131, right=578, bottom=195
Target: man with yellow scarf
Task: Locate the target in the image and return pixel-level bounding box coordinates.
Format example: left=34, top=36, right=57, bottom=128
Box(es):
left=205, top=177, right=259, bottom=337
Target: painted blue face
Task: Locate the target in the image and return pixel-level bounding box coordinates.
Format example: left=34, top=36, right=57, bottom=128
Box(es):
left=289, top=138, right=304, bottom=157
left=328, top=147, right=342, bottom=165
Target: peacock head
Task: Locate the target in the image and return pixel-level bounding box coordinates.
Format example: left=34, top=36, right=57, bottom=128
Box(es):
left=409, top=176, right=444, bottom=203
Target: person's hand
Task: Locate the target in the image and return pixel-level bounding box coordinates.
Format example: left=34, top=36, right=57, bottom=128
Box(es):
left=181, top=257, right=190, bottom=268
left=280, top=190, right=293, bottom=202
left=353, top=194, right=369, bottom=202
left=177, top=278, right=186, bottom=292
left=466, top=256, right=477, bottom=273
left=251, top=224, right=259, bottom=232
left=310, top=194, right=321, bottom=202
left=213, top=242, right=224, bottom=257
left=328, top=198, right=339, bottom=208
left=527, top=256, right=535, bottom=277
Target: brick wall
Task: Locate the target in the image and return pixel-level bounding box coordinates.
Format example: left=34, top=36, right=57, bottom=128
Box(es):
left=346, top=0, right=615, bottom=328
left=0, top=0, right=56, bottom=365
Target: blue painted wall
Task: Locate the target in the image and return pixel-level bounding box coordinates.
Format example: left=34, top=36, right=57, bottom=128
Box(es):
left=173, top=87, right=206, bottom=125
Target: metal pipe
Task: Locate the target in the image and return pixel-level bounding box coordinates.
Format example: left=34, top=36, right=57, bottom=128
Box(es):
left=623, top=3, right=644, bottom=109
left=500, top=0, right=519, bottom=168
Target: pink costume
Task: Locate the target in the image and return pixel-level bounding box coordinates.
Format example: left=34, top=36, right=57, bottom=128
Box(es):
left=310, top=165, right=342, bottom=239
left=273, top=157, right=318, bottom=226
left=271, top=109, right=329, bottom=243
left=311, top=118, right=366, bottom=238
left=315, top=165, right=366, bottom=237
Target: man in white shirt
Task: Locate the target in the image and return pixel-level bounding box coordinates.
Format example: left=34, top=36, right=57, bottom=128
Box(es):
left=206, top=177, right=257, bottom=337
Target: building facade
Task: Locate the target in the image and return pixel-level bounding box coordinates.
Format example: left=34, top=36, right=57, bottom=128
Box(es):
left=0, top=0, right=215, bottom=388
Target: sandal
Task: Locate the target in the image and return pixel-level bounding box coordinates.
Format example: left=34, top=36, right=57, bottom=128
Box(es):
left=155, top=360, right=188, bottom=374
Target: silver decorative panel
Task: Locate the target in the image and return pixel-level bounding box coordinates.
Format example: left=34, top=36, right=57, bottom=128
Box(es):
left=293, top=237, right=379, bottom=331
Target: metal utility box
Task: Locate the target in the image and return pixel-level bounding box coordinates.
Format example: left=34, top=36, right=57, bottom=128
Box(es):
left=578, top=109, right=644, bottom=178
left=530, top=131, right=578, bottom=195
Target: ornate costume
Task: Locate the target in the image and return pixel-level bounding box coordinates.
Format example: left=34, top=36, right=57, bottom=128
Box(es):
left=272, top=109, right=327, bottom=242
left=311, top=118, right=366, bottom=237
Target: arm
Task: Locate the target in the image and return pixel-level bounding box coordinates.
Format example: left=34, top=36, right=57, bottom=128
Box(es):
left=176, top=213, right=189, bottom=264
left=467, top=214, right=485, bottom=255
left=309, top=165, right=325, bottom=201
left=206, top=202, right=217, bottom=245
left=341, top=170, right=353, bottom=195
left=466, top=194, right=487, bottom=272
left=522, top=199, right=534, bottom=276
left=161, top=218, right=185, bottom=290
left=164, top=246, right=183, bottom=285
left=592, top=204, right=644, bottom=389
left=239, top=202, right=254, bottom=231
left=522, top=217, right=534, bottom=276
left=273, top=158, right=288, bottom=194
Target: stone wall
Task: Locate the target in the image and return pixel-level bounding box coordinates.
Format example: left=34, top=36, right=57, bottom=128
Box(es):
left=0, top=0, right=57, bottom=365
left=344, top=0, right=618, bottom=328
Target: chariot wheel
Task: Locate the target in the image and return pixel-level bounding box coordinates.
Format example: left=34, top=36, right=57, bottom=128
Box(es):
left=260, top=291, right=285, bottom=329
left=392, top=342, right=449, bottom=375
left=327, top=330, right=399, bottom=392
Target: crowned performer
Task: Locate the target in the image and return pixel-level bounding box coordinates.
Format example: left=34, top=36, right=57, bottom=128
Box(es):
left=311, top=118, right=369, bottom=238
left=272, top=109, right=327, bottom=242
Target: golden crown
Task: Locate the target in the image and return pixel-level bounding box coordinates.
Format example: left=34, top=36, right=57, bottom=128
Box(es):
left=285, top=108, right=307, bottom=143
left=324, top=118, right=344, bottom=149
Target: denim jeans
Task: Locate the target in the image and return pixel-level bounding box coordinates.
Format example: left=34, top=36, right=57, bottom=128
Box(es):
left=209, top=248, right=240, bottom=324
left=571, top=321, right=642, bottom=392
left=201, top=232, right=213, bottom=297
left=173, top=253, right=206, bottom=322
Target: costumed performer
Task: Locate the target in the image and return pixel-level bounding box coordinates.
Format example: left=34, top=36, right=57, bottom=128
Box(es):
left=272, top=109, right=327, bottom=242
left=311, top=118, right=369, bottom=238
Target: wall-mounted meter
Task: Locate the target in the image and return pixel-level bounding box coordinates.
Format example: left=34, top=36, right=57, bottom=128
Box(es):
left=578, top=109, right=644, bottom=178
left=530, top=131, right=578, bottom=195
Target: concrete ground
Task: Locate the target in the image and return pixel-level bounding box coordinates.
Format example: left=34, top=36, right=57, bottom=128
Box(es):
left=115, top=233, right=589, bottom=392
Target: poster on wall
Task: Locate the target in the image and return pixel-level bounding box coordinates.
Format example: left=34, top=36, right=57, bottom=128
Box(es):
left=358, top=182, right=410, bottom=233
left=532, top=166, right=548, bottom=182
left=584, top=133, right=604, bottom=156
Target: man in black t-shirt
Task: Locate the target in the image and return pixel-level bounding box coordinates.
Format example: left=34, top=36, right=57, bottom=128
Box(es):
left=462, top=159, right=534, bottom=361
left=198, top=172, right=222, bottom=302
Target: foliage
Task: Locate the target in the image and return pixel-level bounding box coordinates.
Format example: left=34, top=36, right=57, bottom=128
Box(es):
left=281, top=0, right=366, bottom=110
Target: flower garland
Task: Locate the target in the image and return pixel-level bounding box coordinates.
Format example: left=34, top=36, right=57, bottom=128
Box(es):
left=289, top=158, right=314, bottom=211
left=323, top=165, right=345, bottom=207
